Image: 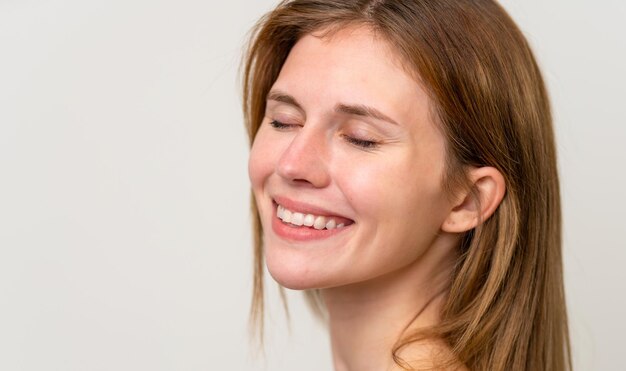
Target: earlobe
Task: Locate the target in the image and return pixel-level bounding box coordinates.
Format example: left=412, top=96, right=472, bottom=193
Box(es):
left=441, top=167, right=506, bottom=233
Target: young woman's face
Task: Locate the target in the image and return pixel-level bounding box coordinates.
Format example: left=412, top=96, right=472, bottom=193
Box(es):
left=248, top=26, right=453, bottom=290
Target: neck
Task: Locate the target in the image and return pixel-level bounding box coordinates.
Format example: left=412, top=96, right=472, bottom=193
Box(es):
left=321, top=234, right=459, bottom=371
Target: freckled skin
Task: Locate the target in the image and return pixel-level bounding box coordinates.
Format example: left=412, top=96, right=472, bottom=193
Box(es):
left=248, top=26, right=453, bottom=290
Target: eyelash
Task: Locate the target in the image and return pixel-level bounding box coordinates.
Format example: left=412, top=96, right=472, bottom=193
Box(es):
left=269, top=120, right=380, bottom=150
left=269, top=120, right=293, bottom=130
left=340, top=134, right=379, bottom=149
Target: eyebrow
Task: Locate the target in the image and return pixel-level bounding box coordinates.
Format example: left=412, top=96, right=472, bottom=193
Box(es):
left=267, top=89, right=399, bottom=126
left=335, top=103, right=399, bottom=126
left=267, top=90, right=304, bottom=112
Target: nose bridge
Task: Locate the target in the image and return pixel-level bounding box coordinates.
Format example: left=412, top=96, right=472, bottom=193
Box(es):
left=276, top=124, right=330, bottom=187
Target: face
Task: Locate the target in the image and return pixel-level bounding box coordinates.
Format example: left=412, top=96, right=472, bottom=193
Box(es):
left=248, top=26, right=454, bottom=290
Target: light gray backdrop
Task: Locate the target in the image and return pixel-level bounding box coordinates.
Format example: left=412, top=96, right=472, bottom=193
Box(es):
left=0, top=0, right=624, bottom=370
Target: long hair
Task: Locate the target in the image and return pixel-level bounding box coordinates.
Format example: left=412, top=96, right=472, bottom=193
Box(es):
left=241, top=1, right=571, bottom=370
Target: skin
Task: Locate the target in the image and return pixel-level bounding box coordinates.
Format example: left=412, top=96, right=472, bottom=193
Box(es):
left=248, top=25, right=504, bottom=371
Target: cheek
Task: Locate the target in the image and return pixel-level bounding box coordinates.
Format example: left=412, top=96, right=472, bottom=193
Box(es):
left=248, top=128, right=279, bottom=191
left=336, top=153, right=444, bottom=218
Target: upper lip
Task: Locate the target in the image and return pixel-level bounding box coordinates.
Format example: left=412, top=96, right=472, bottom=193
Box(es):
left=272, top=195, right=353, bottom=220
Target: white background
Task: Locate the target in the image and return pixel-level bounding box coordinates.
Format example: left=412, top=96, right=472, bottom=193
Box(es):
left=0, top=0, right=624, bottom=370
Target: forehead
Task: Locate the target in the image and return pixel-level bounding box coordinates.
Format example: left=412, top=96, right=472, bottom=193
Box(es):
left=271, top=25, right=431, bottom=127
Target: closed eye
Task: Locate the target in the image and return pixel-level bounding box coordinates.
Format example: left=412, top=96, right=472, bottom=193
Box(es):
left=341, top=134, right=380, bottom=149
left=269, top=120, right=298, bottom=130
left=269, top=119, right=380, bottom=150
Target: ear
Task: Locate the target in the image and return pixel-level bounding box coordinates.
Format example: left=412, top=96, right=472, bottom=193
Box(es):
left=441, top=166, right=506, bottom=233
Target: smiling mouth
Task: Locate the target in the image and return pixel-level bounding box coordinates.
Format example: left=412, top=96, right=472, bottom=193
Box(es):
left=273, top=201, right=355, bottom=231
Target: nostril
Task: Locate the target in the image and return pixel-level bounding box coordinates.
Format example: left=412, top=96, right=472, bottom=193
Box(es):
left=292, top=178, right=313, bottom=185
left=277, top=163, right=330, bottom=188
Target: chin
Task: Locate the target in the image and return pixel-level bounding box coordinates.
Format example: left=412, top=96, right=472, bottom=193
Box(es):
left=265, top=248, right=339, bottom=290
left=266, top=257, right=318, bottom=290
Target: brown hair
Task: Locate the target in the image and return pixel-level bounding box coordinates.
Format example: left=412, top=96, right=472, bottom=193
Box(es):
left=241, top=1, right=571, bottom=370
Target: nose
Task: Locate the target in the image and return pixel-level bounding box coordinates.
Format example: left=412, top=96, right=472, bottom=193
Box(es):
left=276, top=127, right=331, bottom=188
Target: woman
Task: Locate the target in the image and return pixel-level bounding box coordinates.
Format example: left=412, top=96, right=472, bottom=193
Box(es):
left=242, top=0, right=571, bottom=370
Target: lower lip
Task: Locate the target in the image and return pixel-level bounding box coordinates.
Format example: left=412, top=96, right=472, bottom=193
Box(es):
left=271, top=205, right=352, bottom=242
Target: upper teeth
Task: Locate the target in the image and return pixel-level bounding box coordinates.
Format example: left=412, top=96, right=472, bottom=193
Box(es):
left=277, top=204, right=345, bottom=230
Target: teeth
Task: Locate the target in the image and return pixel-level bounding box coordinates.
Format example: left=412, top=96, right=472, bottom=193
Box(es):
left=291, top=212, right=304, bottom=226
left=313, top=216, right=326, bottom=230
left=282, top=209, right=292, bottom=223
left=303, top=214, right=315, bottom=227
left=277, top=203, right=350, bottom=230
